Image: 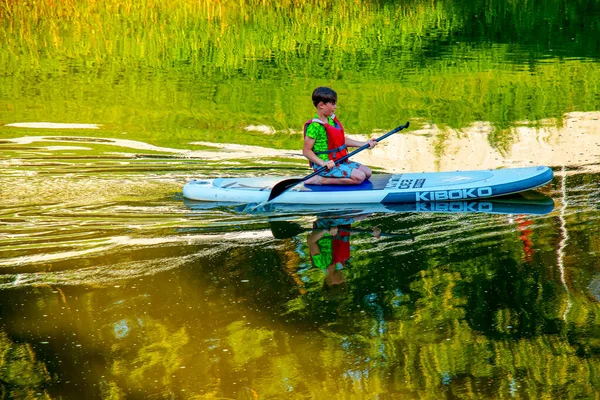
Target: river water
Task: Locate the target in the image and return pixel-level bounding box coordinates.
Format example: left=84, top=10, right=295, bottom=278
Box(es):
left=1, top=1, right=600, bottom=398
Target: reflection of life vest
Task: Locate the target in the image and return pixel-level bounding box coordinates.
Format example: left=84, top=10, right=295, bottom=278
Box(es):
left=332, top=226, right=351, bottom=265
left=303, top=115, right=348, bottom=166
left=515, top=217, right=534, bottom=262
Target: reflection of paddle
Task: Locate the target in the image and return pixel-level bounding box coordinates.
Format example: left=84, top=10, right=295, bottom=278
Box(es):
left=269, top=220, right=414, bottom=240
left=266, top=121, right=410, bottom=202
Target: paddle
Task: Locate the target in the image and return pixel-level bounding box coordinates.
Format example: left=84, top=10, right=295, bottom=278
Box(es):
left=268, top=220, right=414, bottom=240
left=267, top=121, right=410, bottom=202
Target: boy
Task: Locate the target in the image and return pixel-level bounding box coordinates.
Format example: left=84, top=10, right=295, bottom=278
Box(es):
left=307, top=214, right=381, bottom=291
left=302, top=87, right=377, bottom=185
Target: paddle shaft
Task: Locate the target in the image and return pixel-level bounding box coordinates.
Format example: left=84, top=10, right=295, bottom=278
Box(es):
left=267, top=121, right=410, bottom=201
left=268, top=220, right=412, bottom=240
left=303, top=121, right=409, bottom=182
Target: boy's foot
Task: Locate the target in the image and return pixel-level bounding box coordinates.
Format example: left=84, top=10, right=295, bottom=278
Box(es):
left=305, top=175, right=323, bottom=185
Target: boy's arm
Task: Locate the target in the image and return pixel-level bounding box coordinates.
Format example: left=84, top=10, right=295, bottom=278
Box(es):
left=308, top=229, right=329, bottom=244
left=307, top=229, right=330, bottom=255
left=345, top=136, right=377, bottom=149
left=303, top=136, right=334, bottom=169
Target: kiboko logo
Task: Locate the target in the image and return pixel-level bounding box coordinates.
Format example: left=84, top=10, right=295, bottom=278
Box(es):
left=417, top=202, right=493, bottom=212
left=415, top=187, right=493, bottom=202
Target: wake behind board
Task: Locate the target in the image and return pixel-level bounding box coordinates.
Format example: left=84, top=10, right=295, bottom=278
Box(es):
left=182, top=166, right=553, bottom=205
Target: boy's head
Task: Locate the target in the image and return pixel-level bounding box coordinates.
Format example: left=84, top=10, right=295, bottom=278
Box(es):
left=312, top=87, right=337, bottom=107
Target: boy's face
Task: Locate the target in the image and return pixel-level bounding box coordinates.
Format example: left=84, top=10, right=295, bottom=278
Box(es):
left=319, top=101, right=337, bottom=116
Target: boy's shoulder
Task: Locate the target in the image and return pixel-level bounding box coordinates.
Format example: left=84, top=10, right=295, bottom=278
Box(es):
left=305, top=121, right=326, bottom=139
left=306, top=115, right=335, bottom=126
left=305, top=115, right=337, bottom=139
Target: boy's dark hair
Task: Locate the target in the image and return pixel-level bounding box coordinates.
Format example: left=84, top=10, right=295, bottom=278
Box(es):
left=312, top=87, right=337, bottom=107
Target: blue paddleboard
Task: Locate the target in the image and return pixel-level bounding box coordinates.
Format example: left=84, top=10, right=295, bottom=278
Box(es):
left=182, top=166, right=553, bottom=205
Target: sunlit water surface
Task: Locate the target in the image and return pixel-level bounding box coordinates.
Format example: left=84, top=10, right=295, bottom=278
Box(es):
left=1, top=133, right=599, bottom=398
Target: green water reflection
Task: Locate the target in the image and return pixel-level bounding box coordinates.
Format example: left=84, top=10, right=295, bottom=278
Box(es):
left=1, top=0, right=600, bottom=150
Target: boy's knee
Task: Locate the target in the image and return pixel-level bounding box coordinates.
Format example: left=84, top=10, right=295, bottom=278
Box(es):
left=350, top=169, right=366, bottom=184
left=358, top=165, right=372, bottom=179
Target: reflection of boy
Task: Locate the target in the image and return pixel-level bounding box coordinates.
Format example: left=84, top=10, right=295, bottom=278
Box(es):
left=302, top=87, right=377, bottom=185
left=308, top=215, right=380, bottom=289
left=313, top=218, right=352, bottom=266
left=307, top=226, right=347, bottom=288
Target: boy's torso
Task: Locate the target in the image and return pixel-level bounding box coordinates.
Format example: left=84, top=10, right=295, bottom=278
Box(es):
left=306, top=115, right=337, bottom=162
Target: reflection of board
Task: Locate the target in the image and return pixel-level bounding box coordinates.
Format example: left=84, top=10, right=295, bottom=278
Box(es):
left=184, top=194, right=555, bottom=216
left=182, top=166, right=553, bottom=205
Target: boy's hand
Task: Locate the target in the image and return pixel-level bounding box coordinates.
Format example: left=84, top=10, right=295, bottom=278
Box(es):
left=323, top=160, right=335, bottom=170
left=367, top=138, right=377, bottom=148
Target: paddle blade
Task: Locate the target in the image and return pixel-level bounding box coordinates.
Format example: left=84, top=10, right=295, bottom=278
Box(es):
left=268, top=178, right=303, bottom=201
left=269, top=221, right=307, bottom=239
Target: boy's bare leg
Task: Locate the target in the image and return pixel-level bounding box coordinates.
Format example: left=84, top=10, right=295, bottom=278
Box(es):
left=358, top=165, right=372, bottom=180
left=305, top=175, right=324, bottom=185
left=306, top=169, right=366, bottom=185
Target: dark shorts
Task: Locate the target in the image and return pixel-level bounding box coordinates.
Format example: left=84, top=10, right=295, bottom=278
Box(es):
left=313, top=161, right=362, bottom=178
